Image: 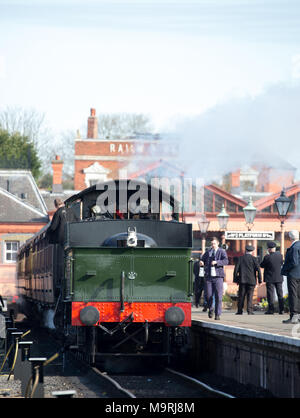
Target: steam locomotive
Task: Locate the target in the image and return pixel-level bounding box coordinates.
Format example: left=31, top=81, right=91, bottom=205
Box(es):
left=17, top=179, right=193, bottom=367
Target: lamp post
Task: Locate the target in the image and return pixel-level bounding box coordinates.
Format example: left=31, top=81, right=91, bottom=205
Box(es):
left=243, top=196, right=257, bottom=231
left=243, top=196, right=257, bottom=251
left=217, top=204, right=229, bottom=246
left=274, top=188, right=292, bottom=256
left=198, top=214, right=210, bottom=253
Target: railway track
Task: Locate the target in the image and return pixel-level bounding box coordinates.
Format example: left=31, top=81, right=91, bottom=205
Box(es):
left=6, top=317, right=235, bottom=398
left=91, top=365, right=235, bottom=398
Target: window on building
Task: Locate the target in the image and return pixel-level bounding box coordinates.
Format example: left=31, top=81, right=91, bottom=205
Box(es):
left=297, top=193, right=300, bottom=213
left=289, top=195, right=295, bottom=213
left=240, top=180, right=255, bottom=192
left=204, top=189, right=213, bottom=212
left=89, top=179, right=100, bottom=187
left=226, top=200, right=237, bottom=213
left=214, top=195, right=224, bottom=213
left=5, top=241, right=19, bottom=263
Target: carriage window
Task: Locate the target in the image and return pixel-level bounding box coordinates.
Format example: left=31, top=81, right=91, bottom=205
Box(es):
left=5, top=241, right=19, bottom=263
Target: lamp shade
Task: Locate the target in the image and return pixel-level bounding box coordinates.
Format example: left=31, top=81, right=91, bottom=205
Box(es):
left=217, top=204, right=229, bottom=230
left=243, top=196, right=256, bottom=225
left=198, top=214, right=210, bottom=234
left=275, top=189, right=292, bottom=217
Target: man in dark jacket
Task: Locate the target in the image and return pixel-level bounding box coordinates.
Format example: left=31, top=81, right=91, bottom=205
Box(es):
left=193, top=251, right=207, bottom=310
left=233, top=244, right=262, bottom=315
left=260, top=241, right=284, bottom=314
left=201, top=237, right=228, bottom=320
left=281, top=230, right=300, bottom=324
left=47, top=199, right=67, bottom=244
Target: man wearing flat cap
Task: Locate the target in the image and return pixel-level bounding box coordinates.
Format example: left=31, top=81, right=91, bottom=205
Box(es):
left=260, top=241, right=284, bottom=314
left=233, top=244, right=262, bottom=314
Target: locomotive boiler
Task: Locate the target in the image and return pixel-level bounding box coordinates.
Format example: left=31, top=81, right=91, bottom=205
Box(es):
left=17, top=179, right=193, bottom=367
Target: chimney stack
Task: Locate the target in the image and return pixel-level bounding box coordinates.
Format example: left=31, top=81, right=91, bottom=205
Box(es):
left=87, top=108, right=98, bottom=139
left=230, top=170, right=240, bottom=193
left=51, top=155, right=63, bottom=193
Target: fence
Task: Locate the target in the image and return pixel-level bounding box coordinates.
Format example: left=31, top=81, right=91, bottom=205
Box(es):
left=0, top=313, right=76, bottom=398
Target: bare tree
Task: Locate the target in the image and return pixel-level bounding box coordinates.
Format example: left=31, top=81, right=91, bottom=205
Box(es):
left=0, top=106, right=75, bottom=177
left=98, top=113, right=153, bottom=139
left=46, top=129, right=75, bottom=176
left=0, top=105, right=47, bottom=147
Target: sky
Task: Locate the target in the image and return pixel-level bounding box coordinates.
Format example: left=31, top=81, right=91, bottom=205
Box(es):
left=1, top=0, right=300, bottom=178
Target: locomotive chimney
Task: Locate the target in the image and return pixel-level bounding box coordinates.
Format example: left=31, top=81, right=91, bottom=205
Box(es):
left=51, top=155, right=63, bottom=193
left=87, top=108, right=98, bottom=139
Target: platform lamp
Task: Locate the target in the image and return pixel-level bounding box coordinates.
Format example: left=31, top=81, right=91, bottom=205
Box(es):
left=243, top=196, right=257, bottom=231
left=274, top=188, right=292, bottom=257
left=243, top=196, right=257, bottom=252
left=198, top=214, right=210, bottom=253
left=217, top=204, right=229, bottom=246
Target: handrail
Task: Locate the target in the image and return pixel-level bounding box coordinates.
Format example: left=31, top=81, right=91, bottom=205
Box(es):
left=120, top=271, right=125, bottom=312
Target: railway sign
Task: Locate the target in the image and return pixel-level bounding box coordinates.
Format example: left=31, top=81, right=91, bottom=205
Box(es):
left=225, top=231, right=275, bottom=240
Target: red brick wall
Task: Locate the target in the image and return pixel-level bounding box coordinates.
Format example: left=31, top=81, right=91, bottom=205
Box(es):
left=74, top=160, right=128, bottom=190
left=231, top=170, right=240, bottom=188
left=75, top=140, right=159, bottom=157
left=74, top=139, right=165, bottom=190
left=51, top=161, right=63, bottom=185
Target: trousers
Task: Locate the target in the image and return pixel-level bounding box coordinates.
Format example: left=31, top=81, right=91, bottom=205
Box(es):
left=287, top=277, right=300, bottom=315
left=205, top=276, right=223, bottom=316
left=237, top=283, right=255, bottom=313
left=194, top=277, right=207, bottom=307
left=266, top=282, right=284, bottom=313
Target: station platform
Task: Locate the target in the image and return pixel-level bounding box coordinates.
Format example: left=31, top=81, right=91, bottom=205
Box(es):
left=190, top=308, right=300, bottom=397
left=192, top=308, right=300, bottom=342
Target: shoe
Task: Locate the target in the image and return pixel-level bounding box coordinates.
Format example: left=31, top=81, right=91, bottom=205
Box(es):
left=235, top=312, right=243, bottom=315
left=264, top=311, right=274, bottom=315
left=202, top=307, right=207, bottom=312
left=282, top=317, right=293, bottom=324
left=195, top=304, right=199, bottom=308
left=282, top=315, right=299, bottom=324
left=248, top=312, right=254, bottom=315
left=208, top=310, right=213, bottom=318
left=279, top=311, right=284, bottom=315
left=215, top=315, right=220, bottom=320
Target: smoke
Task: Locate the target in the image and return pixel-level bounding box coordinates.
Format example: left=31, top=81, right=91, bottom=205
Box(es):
left=43, top=309, right=55, bottom=330
left=173, top=82, right=300, bottom=185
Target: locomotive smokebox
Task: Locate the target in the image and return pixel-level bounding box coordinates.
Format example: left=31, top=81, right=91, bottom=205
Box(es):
left=165, top=306, right=185, bottom=326
left=80, top=306, right=100, bottom=326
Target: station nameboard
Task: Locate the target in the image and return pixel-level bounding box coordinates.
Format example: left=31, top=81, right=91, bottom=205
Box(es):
left=225, top=231, right=275, bottom=240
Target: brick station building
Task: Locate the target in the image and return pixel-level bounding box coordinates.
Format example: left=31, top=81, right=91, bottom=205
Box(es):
left=184, top=164, right=300, bottom=298
left=74, top=108, right=179, bottom=190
